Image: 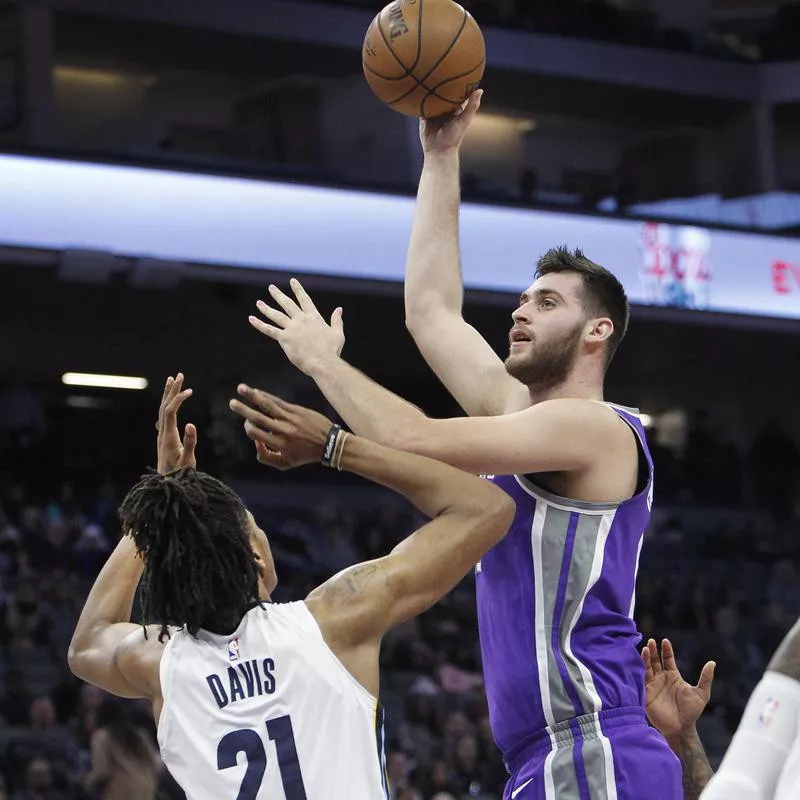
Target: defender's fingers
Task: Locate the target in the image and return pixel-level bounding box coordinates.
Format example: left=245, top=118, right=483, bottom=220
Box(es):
left=157, top=375, right=176, bottom=433
left=236, top=385, right=295, bottom=417
left=697, top=661, right=716, bottom=697
left=182, top=423, right=198, bottom=460
left=244, top=419, right=285, bottom=451
left=164, top=388, right=193, bottom=422
left=648, top=639, right=663, bottom=674
left=661, top=639, right=678, bottom=672
left=230, top=399, right=291, bottom=436
left=249, top=316, right=282, bottom=340
left=289, top=278, right=318, bottom=314
left=255, top=300, right=291, bottom=328
left=268, top=284, right=300, bottom=317
left=642, top=645, right=655, bottom=682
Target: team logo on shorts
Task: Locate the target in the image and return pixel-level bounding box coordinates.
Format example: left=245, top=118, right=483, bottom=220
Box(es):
left=758, top=696, right=780, bottom=728
left=228, top=637, right=241, bottom=662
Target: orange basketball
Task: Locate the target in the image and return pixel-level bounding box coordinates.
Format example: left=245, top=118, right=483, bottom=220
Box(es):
left=362, top=0, right=486, bottom=119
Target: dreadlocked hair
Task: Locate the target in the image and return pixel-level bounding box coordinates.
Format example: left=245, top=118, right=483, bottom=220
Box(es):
left=119, top=468, right=261, bottom=642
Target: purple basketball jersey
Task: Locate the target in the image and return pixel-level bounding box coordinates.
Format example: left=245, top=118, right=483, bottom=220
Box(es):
left=476, top=403, right=653, bottom=758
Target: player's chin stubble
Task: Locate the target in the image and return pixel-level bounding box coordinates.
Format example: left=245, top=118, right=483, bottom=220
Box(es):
left=504, top=327, right=583, bottom=392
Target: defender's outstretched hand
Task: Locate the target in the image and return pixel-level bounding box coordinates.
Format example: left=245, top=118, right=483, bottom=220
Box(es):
left=642, top=638, right=715, bottom=737
left=420, top=89, right=482, bottom=156
left=229, top=384, right=333, bottom=471
left=155, top=374, right=197, bottom=474
left=249, top=278, right=344, bottom=376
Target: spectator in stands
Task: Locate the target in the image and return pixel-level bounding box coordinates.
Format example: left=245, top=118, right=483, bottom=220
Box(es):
left=703, top=605, right=764, bottom=726
left=11, top=757, right=64, bottom=800
left=83, top=702, right=161, bottom=800
left=450, top=733, right=486, bottom=796
left=399, top=692, right=439, bottom=765
left=22, top=697, right=77, bottom=780
left=420, top=759, right=460, bottom=798
left=387, top=749, right=415, bottom=799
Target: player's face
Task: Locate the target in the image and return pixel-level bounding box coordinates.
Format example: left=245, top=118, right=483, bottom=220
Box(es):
left=505, top=272, right=589, bottom=389
left=245, top=511, right=278, bottom=598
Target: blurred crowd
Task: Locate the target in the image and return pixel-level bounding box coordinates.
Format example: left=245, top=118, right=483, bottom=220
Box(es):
left=319, top=0, right=800, bottom=61
left=2, top=376, right=800, bottom=797
left=1, top=410, right=799, bottom=798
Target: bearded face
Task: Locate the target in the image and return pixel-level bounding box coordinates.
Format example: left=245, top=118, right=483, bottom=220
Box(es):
left=504, top=319, right=585, bottom=392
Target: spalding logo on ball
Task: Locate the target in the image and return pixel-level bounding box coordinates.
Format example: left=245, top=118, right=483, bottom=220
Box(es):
left=362, top=0, right=486, bottom=119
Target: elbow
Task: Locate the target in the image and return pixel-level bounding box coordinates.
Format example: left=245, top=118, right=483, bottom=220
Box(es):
left=67, top=645, right=84, bottom=678
left=67, top=636, right=90, bottom=679
left=487, top=492, right=516, bottom=537
left=468, top=486, right=515, bottom=541
left=404, top=311, right=424, bottom=341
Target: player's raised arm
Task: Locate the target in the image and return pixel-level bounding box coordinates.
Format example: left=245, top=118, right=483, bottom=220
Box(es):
left=68, top=375, right=196, bottom=698
left=404, top=90, right=527, bottom=417
left=247, top=280, right=630, bottom=478
left=229, top=386, right=515, bottom=642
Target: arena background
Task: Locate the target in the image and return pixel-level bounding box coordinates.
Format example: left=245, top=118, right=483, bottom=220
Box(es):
left=2, top=0, right=800, bottom=797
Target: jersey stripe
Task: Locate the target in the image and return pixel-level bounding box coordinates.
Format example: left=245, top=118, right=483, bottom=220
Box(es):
left=374, top=702, right=390, bottom=799
left=531, top=499, right=556, bottom=728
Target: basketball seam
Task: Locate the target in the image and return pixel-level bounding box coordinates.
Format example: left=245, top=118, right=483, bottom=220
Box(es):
left=429, top=56, right=485, bottom=93
left=363, top=61, right=412, bottom=82
left=385, top=6, right=473, bottom=111
left=413, top=0, right=425, bottom=72
left=376, top=8, right=415, bottom=78
left=420, top=56, right=485, bottom=117
left=421, top=6, right=469, bottom=85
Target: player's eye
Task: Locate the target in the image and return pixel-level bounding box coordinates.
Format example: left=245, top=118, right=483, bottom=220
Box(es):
left=540, top=298, right=556, bottom=309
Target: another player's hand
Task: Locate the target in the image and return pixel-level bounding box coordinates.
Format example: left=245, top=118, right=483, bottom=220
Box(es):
left=156, top=374, right=197, bottom=475
left=420, top=89, right=482, bottom=155
left=642, top=638, right=715, bottom=738
left=229, top=385, right=332, bottom=471
left=249, top=278, right=344, bottom=376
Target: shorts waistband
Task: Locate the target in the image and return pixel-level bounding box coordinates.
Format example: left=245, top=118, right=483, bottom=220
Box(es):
left=504, top=706, right=647, bottom=775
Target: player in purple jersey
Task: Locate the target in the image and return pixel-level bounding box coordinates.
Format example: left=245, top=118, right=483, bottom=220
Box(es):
left=244, top=91, right=695, bottom=798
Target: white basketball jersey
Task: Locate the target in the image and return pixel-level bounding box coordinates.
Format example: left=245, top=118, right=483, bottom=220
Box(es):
left=157, top=601, right=389, bottom=800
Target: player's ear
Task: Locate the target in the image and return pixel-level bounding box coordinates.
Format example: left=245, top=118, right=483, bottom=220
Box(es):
left=587, top=316, right=613, bottom=344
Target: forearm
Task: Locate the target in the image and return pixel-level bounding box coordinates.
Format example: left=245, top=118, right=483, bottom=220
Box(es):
left=405, top=152, right=463, bottom=325
left=69, top=535, right=143, bottom=656
left=312, top=356, right=429, bottom=448
left=339, top=433, right=502, bottom=522
left=666, top=726, right=714, bottom=800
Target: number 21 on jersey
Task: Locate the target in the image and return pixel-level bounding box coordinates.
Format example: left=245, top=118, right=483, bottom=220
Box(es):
left=217, top=714, right=307, bottom=800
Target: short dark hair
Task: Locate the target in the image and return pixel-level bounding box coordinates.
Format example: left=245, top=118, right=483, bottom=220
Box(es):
left=535, top=246, right=629, bottom=367
left=119, top=468, right=261, bottom=641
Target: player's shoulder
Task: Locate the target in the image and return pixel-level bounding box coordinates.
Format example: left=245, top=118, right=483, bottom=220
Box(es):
left=523, top=397, right=625, bottom=426
left=523, top=398, right=638, bottom=452
left=114, top=624, right=179, bottom=693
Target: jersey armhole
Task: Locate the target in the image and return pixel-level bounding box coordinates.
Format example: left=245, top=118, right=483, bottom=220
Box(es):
left=297, top=601, right=380, bottom=709
left=599, top=402, right=653, bottom=500
left=156, top=632, right=179, bottom=749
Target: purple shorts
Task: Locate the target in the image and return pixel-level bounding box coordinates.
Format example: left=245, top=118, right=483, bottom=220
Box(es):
left=501, top=707, right=682, bottom=800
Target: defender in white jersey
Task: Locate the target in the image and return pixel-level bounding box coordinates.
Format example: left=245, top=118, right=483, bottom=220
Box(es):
left=68, top=374, right=514, bottom=800
left=700, top=618, right=800, bottom=800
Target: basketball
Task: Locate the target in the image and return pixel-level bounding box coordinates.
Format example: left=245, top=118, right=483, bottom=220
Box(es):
left=362, top=0, right=486, bottom=119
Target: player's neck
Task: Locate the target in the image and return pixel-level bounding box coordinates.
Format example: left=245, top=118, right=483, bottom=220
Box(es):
left=526, top=373, right=604, bottom=406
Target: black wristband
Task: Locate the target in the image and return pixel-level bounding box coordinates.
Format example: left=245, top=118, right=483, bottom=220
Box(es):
left=321, top=424, right=343, bottom=468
